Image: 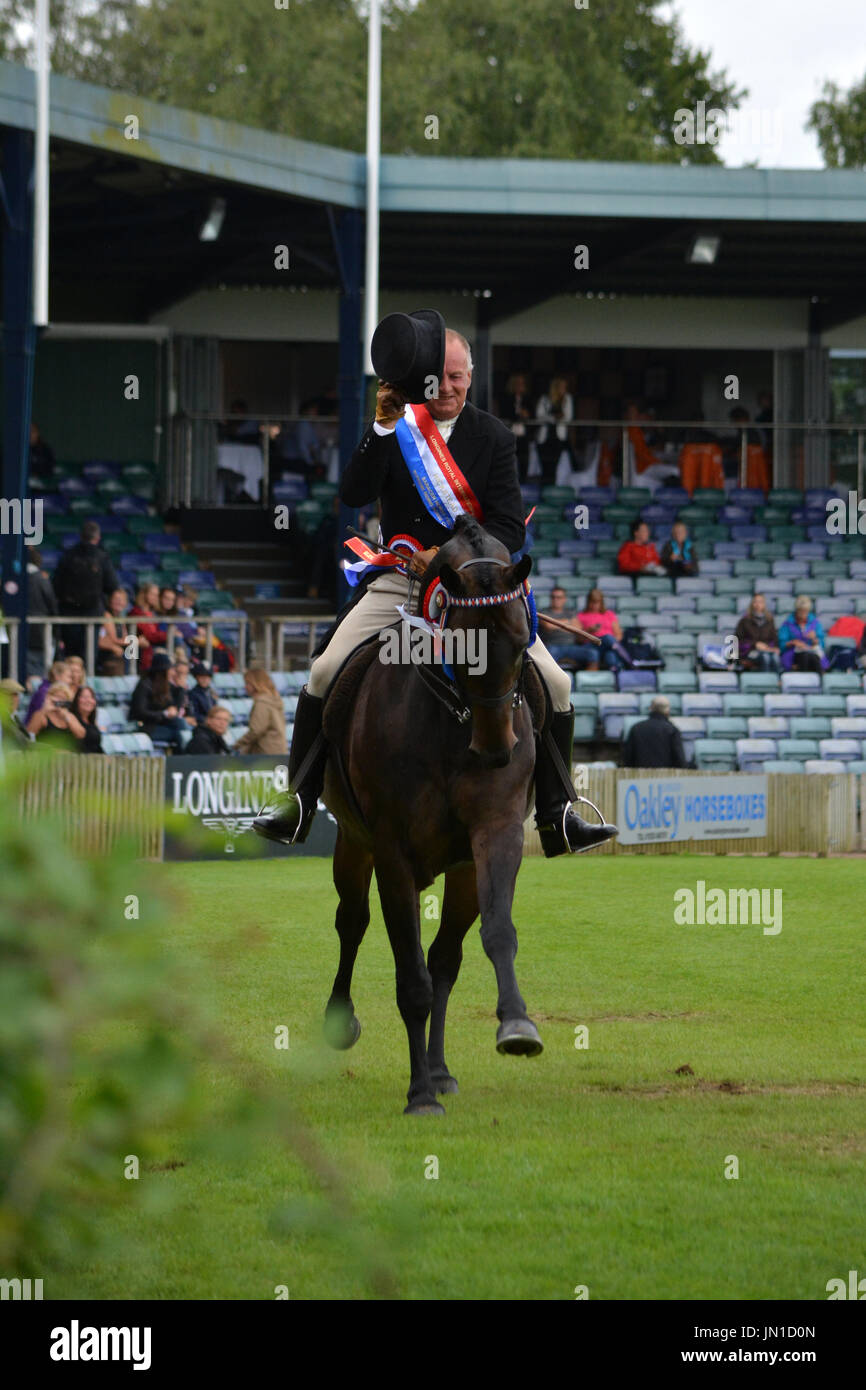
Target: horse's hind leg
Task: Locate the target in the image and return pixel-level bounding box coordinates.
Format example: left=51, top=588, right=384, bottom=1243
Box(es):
left=324, top=828, right=373, bottom=1051
left=472, top=821, right=543, bottom=1058
left=427, top=862, right=478, bottom=1095
left=376, top=852, right=443, bottom=1116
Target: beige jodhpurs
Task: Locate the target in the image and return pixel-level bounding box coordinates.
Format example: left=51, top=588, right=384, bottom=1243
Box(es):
left=307, top=571, right=573, bottom=712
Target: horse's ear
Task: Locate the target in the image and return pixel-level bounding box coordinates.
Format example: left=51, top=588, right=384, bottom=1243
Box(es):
left=438, top=562, right=464, bottom=596
left=509, top=554, right=532, bottom=585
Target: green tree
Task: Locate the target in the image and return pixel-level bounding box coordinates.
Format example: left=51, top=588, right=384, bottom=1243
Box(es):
left=0, top=0, right=743, bottom=162
left=808, top=74, right=866, bottom=168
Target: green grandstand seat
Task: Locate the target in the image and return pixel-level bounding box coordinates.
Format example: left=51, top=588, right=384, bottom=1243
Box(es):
left=677, top=505, right=715, bottom=523
left=804, top=694, right=846, bottom=717
left=705, top=716, right=748, bottom=738
left=756, top=542, right=788, bottom=560
left=575, top=671, right=616, bottom=692
left=541, top=486, right=576, bottom=503
left=762, top=760, right=803, bottom=773
left=733, top=561, right=767, bottom=579
left=657, top=671, right=698, bottom=694
left=602, top=505, right=636, bottom=524
left=768, top=526, right=806, bottom=543
left=530, top=541, right=557, bottom=558
left=693, top=489, right=726, bottom=507
left=692, top=524, right=730, bottom=543
left=823, top=672, right=861, bottom=694
left=739, top=672, right=780, bottom=693
left=595, top=540, right=621, bottom=559
left=125, top=516, right=164, bottom=534
left=694, top=738, right=737, bottom=770
left=754, top=507, right=790, bottom=525
left=636, top=576, right=673, bottom=595
left=768, top=489, right=804, bottom=507
left=777, top=739, right=819, bottom=761
left=572, top=693, right=599, bottom=715
left=722, top=693, right=764, bottom=717
left=789, top=716, right=832, bottom=739
left=675, top=613, right=706, bottom=631
left=618, top=488, right=651, bottom=507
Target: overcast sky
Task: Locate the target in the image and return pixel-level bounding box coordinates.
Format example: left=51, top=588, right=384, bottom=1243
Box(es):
left=662, top=0, right=866, bottom=167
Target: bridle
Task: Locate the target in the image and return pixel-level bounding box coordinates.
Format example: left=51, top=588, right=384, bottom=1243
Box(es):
left=439, top=556, right=532, bottom=710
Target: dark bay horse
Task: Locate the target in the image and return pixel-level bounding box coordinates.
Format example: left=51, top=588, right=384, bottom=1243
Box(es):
left=321, top=515, right=543, bottom=1115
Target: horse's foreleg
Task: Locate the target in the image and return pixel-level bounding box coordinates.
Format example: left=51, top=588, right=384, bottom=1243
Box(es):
left=427, top=862, right=478, bottom=1094
left=376, top=853, right=443, bottom=1116
left=324, top=828, right=373, bottom=1051
left=472, top=821, right=543, bottom=1058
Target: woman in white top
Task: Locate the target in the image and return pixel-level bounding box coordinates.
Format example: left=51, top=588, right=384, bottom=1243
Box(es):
left=535, top=375, right=574, bottom=483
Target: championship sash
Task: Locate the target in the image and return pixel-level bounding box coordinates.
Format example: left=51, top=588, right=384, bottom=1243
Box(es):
left=394, top=403, right=483, bottom=528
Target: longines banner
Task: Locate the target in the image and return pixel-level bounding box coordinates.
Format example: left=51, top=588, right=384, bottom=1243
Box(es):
left=163, top=755, right=338, bottom=860
left=616, top=774, right=769, bottom=846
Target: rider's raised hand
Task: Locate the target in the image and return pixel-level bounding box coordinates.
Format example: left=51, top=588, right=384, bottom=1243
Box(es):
left=375, top=382, right=407, bottom=429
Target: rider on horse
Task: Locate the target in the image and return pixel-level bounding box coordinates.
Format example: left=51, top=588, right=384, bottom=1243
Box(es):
left=253, top=313, right=617, bottom=858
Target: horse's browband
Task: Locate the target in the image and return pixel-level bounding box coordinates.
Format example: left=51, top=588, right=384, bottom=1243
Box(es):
left=446, top=584, right=526, bottom=609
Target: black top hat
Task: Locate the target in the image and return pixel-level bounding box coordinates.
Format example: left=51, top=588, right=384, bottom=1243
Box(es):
left=370, top=308, right=446, bottom=404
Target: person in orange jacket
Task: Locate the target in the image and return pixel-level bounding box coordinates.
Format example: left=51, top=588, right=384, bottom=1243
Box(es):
left=617, top=519, right=667, bottom=576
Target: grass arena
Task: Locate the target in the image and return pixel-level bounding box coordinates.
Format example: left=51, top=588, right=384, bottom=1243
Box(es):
left=49, top=853, right=864, bottom=1302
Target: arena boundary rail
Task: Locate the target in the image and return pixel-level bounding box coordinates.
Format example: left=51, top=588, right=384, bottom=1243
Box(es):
left=5, top=755, right=864, bottom=859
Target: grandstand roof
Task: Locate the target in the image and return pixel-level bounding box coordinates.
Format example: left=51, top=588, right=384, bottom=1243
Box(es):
left=3, top=58, right=866, bottom=328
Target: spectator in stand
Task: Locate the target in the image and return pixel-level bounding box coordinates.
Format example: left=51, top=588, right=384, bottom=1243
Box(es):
left=65, top=655, right=86, bottom=696
left=25, top=681, right=87, bottom=751
left=622, top=696, right=688, bottom=769
left=25, top=547, right=58, bottom=677
left=575, top=588, right=624, bottom=671
left=625, top=402, right=679, bottom=488
left=52, top=521, right=120, bottom=661
left=827, top=612, right=866, bottom=670
left=128, top=583, right=162, bottom=672
left=157, top=586, right=199, bottom=657
left=539, top=587, right=611, bottom=671
left=0, top=678, right=31, bottom=750
left=535, top=376, right=574, bottom=483
left=269, top=400, right=321, bottom=476
left=234, top=669, right=288, bottom=755
left=223, top=398, right=259, bottom=443
left=25, top=659, right=70, bottom=723
left=129, top=652, right=189, bottom=752
left=185, top=705, right=232, bottom=756
left=29, top=422, right=56, bottom=476
left=188, top=662, right=217, bottom=726
left=617, top=519, right=666, bottom=576
left=96, top=588, right=132, bottom=677
left=736, top=594, right=781, bottom=672
left=70, top=686, right=103, bottom=754
left=778, top=595, right=829, bottom=673
left=171, top=657, right=196, bottom=725
left=502, top=372, right=534, bottom=482
left=661, top=521, right=699, bottom=578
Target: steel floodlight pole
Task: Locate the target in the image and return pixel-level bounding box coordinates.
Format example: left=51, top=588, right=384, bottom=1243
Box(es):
left=363, top=0, right=381, bottom=378
left=34, top=0, right=50, bottom=327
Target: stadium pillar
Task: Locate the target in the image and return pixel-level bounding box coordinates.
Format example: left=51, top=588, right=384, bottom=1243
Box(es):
left=474, top=322, right=492, bottom=414
left=334, top=208, right=364, bottom=606
left=1, top=128, right=37, bottom=682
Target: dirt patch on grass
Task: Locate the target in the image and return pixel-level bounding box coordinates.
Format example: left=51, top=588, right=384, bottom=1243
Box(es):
left=588, top=1080, right=866, bottom=1100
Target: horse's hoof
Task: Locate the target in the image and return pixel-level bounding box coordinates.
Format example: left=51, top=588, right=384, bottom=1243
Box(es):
left=431, top=1073, right=459, bottom=1095
left=404, top=1100, right=446, bottom=1116
left=323, top=1010, right=361, bottom=1051
left=496, top=1018, right=543, bottom=1057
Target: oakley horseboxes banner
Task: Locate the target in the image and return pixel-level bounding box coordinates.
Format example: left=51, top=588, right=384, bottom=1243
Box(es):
left=616, top=774, right=769, bottom=846
left=163, top=756, right=338, bottom=860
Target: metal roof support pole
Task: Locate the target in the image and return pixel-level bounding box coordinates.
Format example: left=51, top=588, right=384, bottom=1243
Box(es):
left=1, top=128, right=36, bottom=684
left=335, top=208, right=364, bottom=607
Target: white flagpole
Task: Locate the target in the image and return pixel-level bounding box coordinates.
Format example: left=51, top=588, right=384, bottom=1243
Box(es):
left=363, top=0, right=381, bottom=375
left=33, top=0, right=50, bottom=326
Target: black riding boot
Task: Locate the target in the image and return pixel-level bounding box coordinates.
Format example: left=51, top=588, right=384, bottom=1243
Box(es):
left=535, top=708, right=618, bottom=858
left=252, top=686, right=328, bottom=846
